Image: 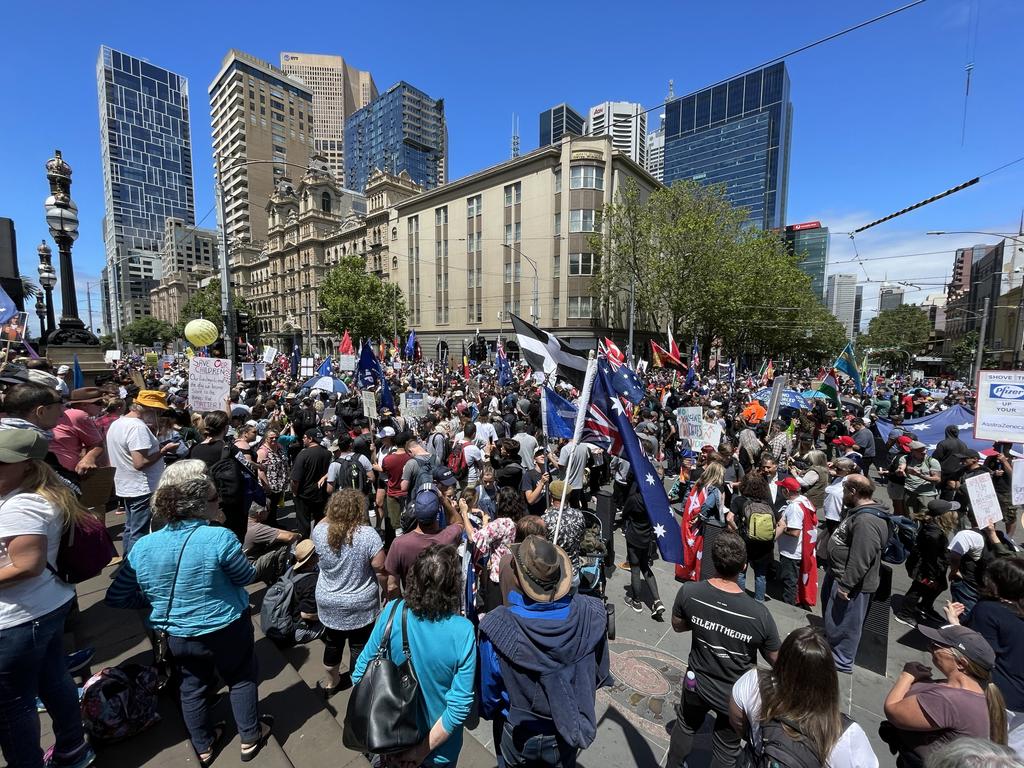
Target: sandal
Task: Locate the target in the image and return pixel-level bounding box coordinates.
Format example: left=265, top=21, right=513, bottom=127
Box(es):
left=197, top=721, right=227, bottom=768
left=240, top=715, right=274, bottom=763
left=316, top=679, right=342, bottom=699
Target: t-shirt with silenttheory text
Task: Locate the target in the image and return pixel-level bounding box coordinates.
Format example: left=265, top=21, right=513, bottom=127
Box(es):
left=672, top=580, right=781, bottom=712
left=106, top=415, right=164, bottom=497
left=731, top=669, right=879, bottom=768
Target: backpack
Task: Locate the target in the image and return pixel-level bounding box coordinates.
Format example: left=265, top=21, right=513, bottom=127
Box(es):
left=208, top=444, right=245, bottom=507
left=260, top=566, right=316, bottom=644
left=745, top=500, right=776, bottom=542
left=755, top=716, right=842, bottom=768
left=49, top=512, right=118, bottom=584
left=447, top=440, right=469, bottom=481
left=887, top=453, right=906, bottom=485
left=80, top=662, right=161, bottom=744
left=856, top=506, right=917, bottom=565
left=409, top=454, right=438, bottom=495
left=430, top=432, right=450, bottom=465
left=333, top=455, right=367, bottom=493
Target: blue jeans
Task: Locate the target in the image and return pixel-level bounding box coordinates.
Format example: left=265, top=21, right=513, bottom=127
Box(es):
left=167, top=615, right=260, bottom=753
left=120, top=493, right=153, bottom=557
left=738, top=560, right=769, bottom=602
left=500, top=721, right=578, bottom=768
left=0, top=600, right=85, bottom=768
left=951, top=579, right=980, bottom=622
left=822, top=573, right=872, bottom=674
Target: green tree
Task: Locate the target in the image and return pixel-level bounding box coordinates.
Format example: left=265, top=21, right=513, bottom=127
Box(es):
left=948, top=331, right=979, bottom=378
left=175, top=279, right=248, bottom=337
left=122, top=317, right=175, bottom=348
left=861, top=305, right=931, bottom=368
left=319, top=255, right=408, bottom=341
left=98, top=334, right=116, bottom=352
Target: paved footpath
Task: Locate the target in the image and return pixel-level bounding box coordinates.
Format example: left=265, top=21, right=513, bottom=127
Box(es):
left=27, top=483, right=933, bottom=768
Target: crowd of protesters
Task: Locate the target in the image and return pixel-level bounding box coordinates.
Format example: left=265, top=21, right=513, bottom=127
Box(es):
left=0, top=348, right=1022, bottom=768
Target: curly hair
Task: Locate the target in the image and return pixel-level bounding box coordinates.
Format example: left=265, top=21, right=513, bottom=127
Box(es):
left=404, top=544, right=462, bottom=621
left=496, top=486, right=527, bottom=522
left=325, top=488, right=365, bottom=549
left=153, top=476, right=216, bottom=523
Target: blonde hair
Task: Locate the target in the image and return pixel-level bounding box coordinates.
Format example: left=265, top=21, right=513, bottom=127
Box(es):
left=325, top=489, right=366, bottom=550
left=699, top=461, right=725, bottom=489
left=21, top=460, right=89, bottom=529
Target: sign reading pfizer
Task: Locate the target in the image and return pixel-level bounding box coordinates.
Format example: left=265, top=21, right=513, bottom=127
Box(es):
left=975, top=370, right=1024, bottom=443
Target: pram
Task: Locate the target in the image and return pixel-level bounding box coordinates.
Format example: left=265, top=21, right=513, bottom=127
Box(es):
left=578, top=509, right=616, bottom=640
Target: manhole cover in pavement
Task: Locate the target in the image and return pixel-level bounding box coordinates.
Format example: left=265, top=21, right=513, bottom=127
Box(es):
left=598, top=637, right=687, bottom=744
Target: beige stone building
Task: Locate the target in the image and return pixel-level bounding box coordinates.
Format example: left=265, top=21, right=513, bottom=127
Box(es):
left=209, top=50, right=314, bottom=246
left=232, top=135, right=659, bottom=358
left=149, top=218, right=219, bottom=325
left=279, top=52, right=377, bottom=186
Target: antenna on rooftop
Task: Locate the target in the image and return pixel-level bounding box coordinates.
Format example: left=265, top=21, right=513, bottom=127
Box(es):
left=511, top=113, right=520, bottom=159
left=667, top=79, right=674, bottom=102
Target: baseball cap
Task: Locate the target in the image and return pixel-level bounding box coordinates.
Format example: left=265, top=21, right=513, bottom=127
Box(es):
left=0, top=430, right=49, bottom=463
left=927, top=499, right=960, bottom=516
left=916, top=624, right=995, bottom=671
left=908, top=441, right=927, bottom=450
left=412, top=489, right=442, bottom=521
left=304, top=428, right=323, bottom=441
left=778, top=476, right=801, bottom=493
left=376, top=426, right=396, bottom=439
left=831, top=436, right=856, bottom=447
left=432, top=466, right=458, bottom=487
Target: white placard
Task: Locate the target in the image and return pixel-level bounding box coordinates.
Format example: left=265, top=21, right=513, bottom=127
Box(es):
left=965, top=471, right=1005, bottom=529
left=677, top=406, right=705, bottom=450
left=188, top=357, right=231, bottom=413
left=702, top=421, right=723, bottom=450
left=1013, top=459, right=1024, bottom=506
left=104, top=350, right=121, bottom=362
left=975, top=370, right=1024, bottom=443
left=262, top=346, right=277, bottom=364
left=300, top=357, right=315, bottom=377
left=404, top=392, right=427, bottom=418
left=241, top=362, right=266, bottom=381
left=338, top=354, right=356, bottom=371
left=361, top=390, right=378, bottom=420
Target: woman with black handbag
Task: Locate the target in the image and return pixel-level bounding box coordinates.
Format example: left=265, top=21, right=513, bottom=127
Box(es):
left=347, top=544, right=476, bottom=766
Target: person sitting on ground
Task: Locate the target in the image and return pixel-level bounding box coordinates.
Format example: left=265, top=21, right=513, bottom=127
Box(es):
left=244, top=501, right=300, bottom=584
left=925, top=737, right=1024, bottom=768
left=729, top=626, right=878, bottom=768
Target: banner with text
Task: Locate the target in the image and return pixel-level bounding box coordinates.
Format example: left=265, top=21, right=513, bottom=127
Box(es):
left=975, top=370, right=1024, bottom=443
left=677, top=407, right=705, bottom=450
left=965, top=471, right=1004, bottom=529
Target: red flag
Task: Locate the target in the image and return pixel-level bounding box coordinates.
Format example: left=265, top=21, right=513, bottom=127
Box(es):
left=604, top=337, right=625, bottom=365
left=339, top=330, right=354, bottom=355
left=650, top=340, right=686, bottom=370
left=675, top=484, right=706, bottom=582
left=797, top=499, right=819, bottom=607
left=668, top=326, right=681, bottom=361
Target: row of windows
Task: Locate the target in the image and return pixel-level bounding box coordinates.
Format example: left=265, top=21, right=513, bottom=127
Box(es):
left=569, top=165, right=604, bottom=190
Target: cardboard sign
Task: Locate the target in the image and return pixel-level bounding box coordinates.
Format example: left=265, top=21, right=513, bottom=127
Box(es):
left=241, top=362, right=266, bottom=381
left=965, top=471, right=1005, bottom=529
left=0, top=312, right=27, bottom=343
left=404, top=392, right=427, bottom=418
left=766, top=374, right=789, bottom=425
left=104, top=350, right=122, bottom=362
left=702, top=421, right=723, bottom=450
left=975, top=370, right=1024, bottom=443
left=262, top=346, right=277, bottom=364
left=144, top=352, right=158, bottom=367
left=338, top=354, right=356, bottom=371
left=677, top=406, right=705, bottom=450
left=361, top=390, right=378, bottom=420
left=1013, top=459, right=1024, bottom=506
left=188, top=357, right=231, bottom=413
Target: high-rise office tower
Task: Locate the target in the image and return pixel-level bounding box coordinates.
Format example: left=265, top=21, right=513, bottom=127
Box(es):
left=209, top=49, right=313, bottom=246
left=587, top=102, right=647, bottom=167
left=878, top=283, right=905, bottom=312
left=663, top=63, right=792, bottom=229
left=646, top=127, right=665, bottom=183
left=539, top=103, right=585, bottom=147
left=783, top=221, right=829, bottom=301
left=826, top=273, right=858, bottom=340
left=344, top=82, right=447, bottom=194
left=279, top=52, right=377, bottom=185
left=854, top=285, right=863, bottom=335
left=96, top=45, right=195, bottom=336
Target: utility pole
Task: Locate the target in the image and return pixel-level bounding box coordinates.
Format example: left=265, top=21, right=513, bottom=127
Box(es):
left=626, top=276, right=636, bottom=364
left=973, top=296, right=990, bottom=384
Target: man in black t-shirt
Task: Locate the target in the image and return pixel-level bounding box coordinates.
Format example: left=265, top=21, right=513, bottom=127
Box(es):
left=520, top=447, right=551, bottom=517
left=290, top=428, right=331, bottom=539
left=666, top=532, right=781, bottom=768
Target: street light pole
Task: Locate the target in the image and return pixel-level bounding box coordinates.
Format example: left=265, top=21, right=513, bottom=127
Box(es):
left=974, top=296, right=990, bottom=384
left=214, top=154, right=236, bottom=375
left=502, top=244, right=539, bottom=324
left=627, top=276, right=636, bottom=364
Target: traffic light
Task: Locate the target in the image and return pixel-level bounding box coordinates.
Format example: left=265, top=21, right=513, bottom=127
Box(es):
left=235, top=310, right=250, bottom=338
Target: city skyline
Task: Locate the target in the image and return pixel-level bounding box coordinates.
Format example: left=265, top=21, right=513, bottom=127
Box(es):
left=2, top=2, right=1023, bottom=334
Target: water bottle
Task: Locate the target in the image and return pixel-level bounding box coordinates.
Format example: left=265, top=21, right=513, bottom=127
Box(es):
left=684, top=670, right=698, bottom=692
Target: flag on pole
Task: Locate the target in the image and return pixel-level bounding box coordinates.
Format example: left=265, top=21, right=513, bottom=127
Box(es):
left=404, top=330, right=416, bottom=360
left=511, top=313, right=588, bottom=387
left=607, top=360, right=646, bottom=404
left=316, top=357, right=332, bottom=377
left=667, top=325, right=681, bottom=362
left=380, top=376, right=395, bottom=411
left=690, top=338, right=701, bottom=372
left=650, top=340, right=685, bottom=370
left=603, top=338, right=625, bottom=365
left=542, top=386, right=576, bottom=439
left=833, top=342, right=863, bottom=393
left=496, top=340, right=512, bottom=387
left=357, top=341, right=383, bottom=388
left=339, top=330, right=354, bottom=355
left=72, top=354, right=85, bottom=389
left=815, top=368, right=840, bottom=405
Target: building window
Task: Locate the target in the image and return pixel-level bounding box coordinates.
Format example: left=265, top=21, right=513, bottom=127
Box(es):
left=504, top=263, right=512, bottom=283
left=553, top=296, right=560, bottom=321
left=504, top=224, right=512, bottom=246
left=514, top=222, right=521, bottom=243
left=320, top=191, right=331, bottom=212
left=554, top=212, right=561, bottom=236
left=435, top=206, right=448, bottom=225
left=503, top=182, right=521, bottom=207
left=569, top=209, right=601, bottom=233
left=553, top=254, right=560, bottom=279
left=570, top=165, right=604, bottom=190
left=568, top=295, right=594, bottom=318
left=467, top=195, right=481, bottom=217
left=569, top=252, right=598, bottom=275
left=553, top=169, right=561, bottom=194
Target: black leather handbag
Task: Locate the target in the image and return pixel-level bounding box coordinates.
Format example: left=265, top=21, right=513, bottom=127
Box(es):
left=342, top=601, right=426, bottom=755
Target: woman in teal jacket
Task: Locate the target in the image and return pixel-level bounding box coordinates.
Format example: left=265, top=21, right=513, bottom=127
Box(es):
left=352, top=544, right=476, bottom=767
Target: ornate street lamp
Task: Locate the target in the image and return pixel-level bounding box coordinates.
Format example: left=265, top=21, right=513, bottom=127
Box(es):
left=36, top=240, right=57, bottom=338
left=43, top=150, right=97, bottom=345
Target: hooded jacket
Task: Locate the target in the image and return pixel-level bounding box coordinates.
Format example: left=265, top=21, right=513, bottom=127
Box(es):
left=825, top=502, right=890, bottom=594
left=932, top=425, right=969, bottom=477
left=479, top=593, right=609, bottom=748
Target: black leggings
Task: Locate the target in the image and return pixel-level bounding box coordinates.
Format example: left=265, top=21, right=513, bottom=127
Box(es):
left=322, top=621, right=374, bottom=671
left=627, top=542, right=661, bottom=606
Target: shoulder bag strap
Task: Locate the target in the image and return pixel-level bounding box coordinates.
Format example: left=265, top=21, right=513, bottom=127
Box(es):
left=376, top=599, right=401, bottom=659
left=400, top=602, right=413, bottom=666
left=162, top=526, right=202, bottom=626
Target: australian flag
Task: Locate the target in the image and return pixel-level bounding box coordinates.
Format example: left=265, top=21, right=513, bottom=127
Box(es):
left=357, top=341, right=383, bottom=388
left=593, top=360, right=681, bottom=563
left=608, top=360, right=645, bottom=405
left=290, top=343, right=300, bottom=378
left=316, top=357, right=332, bottom=377
left=0, top=286, right=16, bottom=324
left=496, top=341, right=512, bottom=387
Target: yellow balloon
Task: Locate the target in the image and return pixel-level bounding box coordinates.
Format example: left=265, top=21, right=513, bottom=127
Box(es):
left=184, top=318, right=219, bottom=347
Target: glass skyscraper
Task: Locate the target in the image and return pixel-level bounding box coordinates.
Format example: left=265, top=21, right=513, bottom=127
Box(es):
left=783, top=221, right=829, bottom=301
left=663, top=63, right=792, bottom=229
left=344, top=81, right=447, bottom=194
left=539, top=103, right=585, bottom=147
left=96, top=45, right=194, bottom=333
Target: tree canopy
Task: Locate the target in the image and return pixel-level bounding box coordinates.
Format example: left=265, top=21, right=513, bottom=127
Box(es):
left=175, top=279, right=248, bottom=337
left=319, top=255, right=407, bottom=341
left=122, top=317, right=175, bottom=348
left=591, top=178, right=848, bottom=364
left=860, top=304, right=931, bottom=368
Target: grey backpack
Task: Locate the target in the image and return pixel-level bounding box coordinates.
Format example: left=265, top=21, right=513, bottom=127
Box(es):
left=260, top=567, right=313, bottom=643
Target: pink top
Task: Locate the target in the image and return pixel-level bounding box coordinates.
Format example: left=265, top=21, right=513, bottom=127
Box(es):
left=51, top=408, right=104, bottom=473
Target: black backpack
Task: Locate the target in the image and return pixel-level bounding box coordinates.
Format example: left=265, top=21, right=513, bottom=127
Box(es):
left=209, top=445, right=245, bottom=506
left=334, top=456, right=367, bottom=493
left=755, top=714, right=853, bottom=768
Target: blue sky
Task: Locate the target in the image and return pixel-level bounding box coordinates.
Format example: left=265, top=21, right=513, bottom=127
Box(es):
left=2, top=0, right=1022, bottom=334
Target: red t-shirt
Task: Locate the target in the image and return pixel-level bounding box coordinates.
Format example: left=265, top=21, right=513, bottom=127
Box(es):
left=902, top=394, right=914, bottom=415
left=381, top=451, right=412, bottom=498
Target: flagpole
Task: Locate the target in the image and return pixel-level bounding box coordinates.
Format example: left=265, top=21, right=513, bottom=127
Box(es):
left=554, top=353, right=597, bottom=546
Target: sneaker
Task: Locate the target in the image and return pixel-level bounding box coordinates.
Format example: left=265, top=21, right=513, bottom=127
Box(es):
left=624, top=596, right=643, bottom=613
left=893, top=611, right=918, bottom=628
left=44, top=744, right=96, bottom=768
left=66, top=647, right=95, bottom=675
left=651, top=600, right=666, bottom=620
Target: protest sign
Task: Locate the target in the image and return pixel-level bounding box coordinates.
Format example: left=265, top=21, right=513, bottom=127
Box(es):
left=361, top=390, right=378, bottom=420
left=702, top=421, right=723, bottom=451
left=338, top=354, right=356, bottom=371
left=188, top=357, right=231, bottom=412
left=975, top=371, right=1024, bottom=443
left=144, top=352, right=158, bottom=367
left=965, top=471, right=1004, bottom=529
left=104, top=350, right=121, bottom=363
left=241, top=362, right=266, bottom=381
left=1014, top=459, right=1024, bottom=506
left=300, top=358, right=315, bottom=377
left=765, top=375, right=788, bottom=425
left=262, top=346, right=277, bottom=364
left=677, top=407, right=705, bottom=450
left=404, top=392, right=427, bottom=418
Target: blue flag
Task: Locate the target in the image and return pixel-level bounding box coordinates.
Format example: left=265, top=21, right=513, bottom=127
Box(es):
left=72, top=354, right=85, bottom=389
left=608, top=361, right=645, bottom=405
left=0, top=286, right=16, bottom=324
left=593, top=360, right=682, bottom=564
left=404, top=330, right=416, bottom=360
left=357, top=341, right=383, bottom=388
left=834, top=342, right=863, bottom=393
left=290, top=344, right=300, bottom=378
left=380, top=376, right=395, bottom=412
left=542, top=387, right=576, bottom=439
left=496, top=343, right=512, bottom=387
left=316, top=357, right=332, bottom=377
